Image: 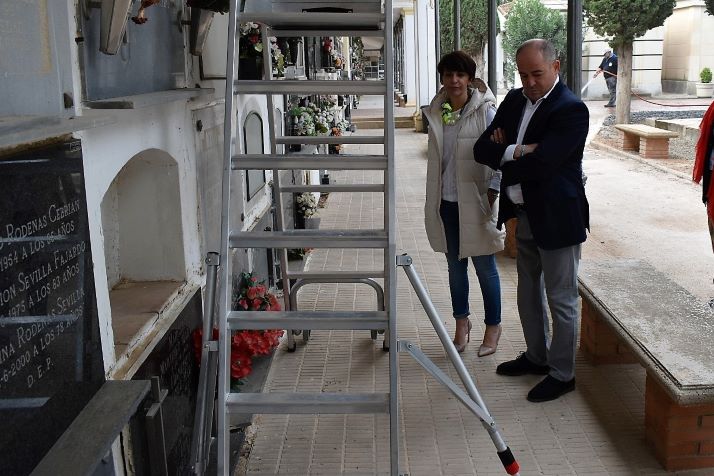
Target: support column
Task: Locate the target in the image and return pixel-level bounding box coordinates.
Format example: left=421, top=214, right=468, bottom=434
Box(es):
left=416, top=0, right=437, bottom=107
left=402, top=6, right=417, bottom=106
left=566, top=0, right=583, bottom=97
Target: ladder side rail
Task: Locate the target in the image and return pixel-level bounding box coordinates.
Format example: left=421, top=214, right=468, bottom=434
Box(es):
left=260, top=23, right=294, bottom=356
left=217, top=1, right=240, bottom=473
left=259, top=24, right=292, bottom=314
left=190, top=253, right=220, bottom=474
left=382, top=1, right=399, bottom=474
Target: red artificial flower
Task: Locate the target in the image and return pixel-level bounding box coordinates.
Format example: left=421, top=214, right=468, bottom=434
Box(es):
left=231, top=349, right=253, bottom=379
left=255, top=284, right=266, bottom=297
left=238, top=298, right=248, bottom=310
left=246, top=286, right=259, bottom=300
left=249, top=34, right=259, bottom=45
left=192, top=328, right=203, bottom=364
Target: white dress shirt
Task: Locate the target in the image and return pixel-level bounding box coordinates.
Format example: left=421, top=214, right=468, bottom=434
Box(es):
left=501, top=76, right=560, bottom=204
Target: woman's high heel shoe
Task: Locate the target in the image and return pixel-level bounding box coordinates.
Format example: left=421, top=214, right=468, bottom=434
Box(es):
left=453, top=319, right=472, bottom=353
left=477, top=324, right=502, bottom=357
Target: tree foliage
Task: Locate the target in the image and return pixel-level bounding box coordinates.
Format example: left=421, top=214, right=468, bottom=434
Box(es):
left=439, top=0, right=505, bottom=76
left=583, top=0, right=675, bottom=49
left=439, top=0, right=488, bottom=59
left=501, top=0, right=566, bottom=84
left=706, top=0, right=714, bottom=16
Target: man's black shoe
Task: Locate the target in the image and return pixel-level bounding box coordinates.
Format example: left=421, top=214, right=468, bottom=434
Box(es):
left=496, top=353, right=549, bottom=376
left=527, top=375, right=575, bottom=402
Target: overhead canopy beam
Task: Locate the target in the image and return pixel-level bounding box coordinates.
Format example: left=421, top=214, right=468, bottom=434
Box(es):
left=487, top=0, right=497, bottom=95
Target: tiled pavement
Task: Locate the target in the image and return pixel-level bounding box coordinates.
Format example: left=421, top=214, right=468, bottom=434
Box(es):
left=240, top=129, right=710, bottom=475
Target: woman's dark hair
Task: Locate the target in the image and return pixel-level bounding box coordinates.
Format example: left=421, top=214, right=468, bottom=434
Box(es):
left=437, top=51, right=476, bottom=81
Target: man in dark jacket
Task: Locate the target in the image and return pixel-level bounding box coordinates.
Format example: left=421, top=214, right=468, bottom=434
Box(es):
left=594, top=49, right=618, bottom=107
left=473, top=39, right=589, bottom=402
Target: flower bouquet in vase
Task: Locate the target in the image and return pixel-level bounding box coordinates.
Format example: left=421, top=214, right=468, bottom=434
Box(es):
left=288, top=106, right=316, bottom=151
left=295, top=191, right=319, bottom=229
left=192, top=272, right=283, bottom=390
left=238, top=22, right=263, bottom=79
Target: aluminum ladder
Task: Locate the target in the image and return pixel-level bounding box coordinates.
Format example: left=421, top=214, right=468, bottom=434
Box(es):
left=215, top=1, right=400, bottom=474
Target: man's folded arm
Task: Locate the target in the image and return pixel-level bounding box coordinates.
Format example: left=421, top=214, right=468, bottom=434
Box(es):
left=500, top=101, right=589, bottom=186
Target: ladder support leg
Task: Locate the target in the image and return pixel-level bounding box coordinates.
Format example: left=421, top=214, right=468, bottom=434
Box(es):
left=397, top=254, right=521, bottom=475
left=397, top=340, right=494, bottom=425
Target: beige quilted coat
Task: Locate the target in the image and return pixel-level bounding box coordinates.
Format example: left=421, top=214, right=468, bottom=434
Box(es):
left=422, top=85, right=505, bottom=259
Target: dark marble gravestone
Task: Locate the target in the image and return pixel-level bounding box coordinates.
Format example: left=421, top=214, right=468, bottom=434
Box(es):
left=0, top=139, right=104, bottom=475
left=131, top=290, right=202, bottom=476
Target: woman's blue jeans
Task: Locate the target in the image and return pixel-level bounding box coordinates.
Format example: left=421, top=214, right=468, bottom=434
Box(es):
left=440, top=200, right=501, bottom=325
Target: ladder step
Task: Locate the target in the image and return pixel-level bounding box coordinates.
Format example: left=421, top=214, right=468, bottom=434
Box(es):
left=266, top=28, right=384, bottom=38
left=227, top=311, right=388, bottom=330
left=232, top=155, right=387, bottom=170
left=226, top=392, right=390, bottom=414
left=286, top=269, right=384, bottom=283
left=237, top=12, right=384, bottom=30
left=234, top=80, right=386, bottom=95
left=276, top=136, right=384, bottom=145
left=285, top=270, right=385, bottom=280
left=229, top=230, right=387, bottom=249
left=280, top=184, right=384, bottom=193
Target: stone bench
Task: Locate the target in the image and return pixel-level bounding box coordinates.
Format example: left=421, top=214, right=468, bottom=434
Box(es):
left=614, top=123, right=679, bottom=159
left=578, top=260, right=714, bottom=471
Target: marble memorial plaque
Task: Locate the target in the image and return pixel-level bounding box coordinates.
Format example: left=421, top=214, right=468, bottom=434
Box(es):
left=131, top=290, right=202, bottom=475
left=0, top=139, right=104, bottom=475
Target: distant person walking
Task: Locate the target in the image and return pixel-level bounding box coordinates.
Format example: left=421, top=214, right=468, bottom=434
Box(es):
left=693, top=101, right=714, bottom=259
left=594, top=49, right=618, bottom=108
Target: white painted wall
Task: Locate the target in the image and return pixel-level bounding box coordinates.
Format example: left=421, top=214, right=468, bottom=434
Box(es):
left=110, top=149, right=186, bottom=282
left=582, top=27, right=664, bottom=99
left=415, top=0, right=437, bottom=107
left=662, top=1, right=714, bottom=94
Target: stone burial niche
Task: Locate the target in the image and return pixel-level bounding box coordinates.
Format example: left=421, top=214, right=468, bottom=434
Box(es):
left=100, top=148, right=186, bottom=359
left=0, top=139, right=105, bottom=475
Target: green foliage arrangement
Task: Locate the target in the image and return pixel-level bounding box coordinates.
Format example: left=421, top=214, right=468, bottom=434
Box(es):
left=701, top=67, right=712, bottom=84
left=583, top=0, right=675, bottom=49
left=502, top=0, right=566, bottom=85
left=438, top=0, right=500, bottom=75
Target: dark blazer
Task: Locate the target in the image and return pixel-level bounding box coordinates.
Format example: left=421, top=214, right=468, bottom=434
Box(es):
left=473, top=82, right=590, bottom=250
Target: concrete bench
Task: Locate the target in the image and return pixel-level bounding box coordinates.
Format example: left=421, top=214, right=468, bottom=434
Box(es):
left=578, top=260, right=714, bottom=471
left=614, top=123, right=678, bottom=159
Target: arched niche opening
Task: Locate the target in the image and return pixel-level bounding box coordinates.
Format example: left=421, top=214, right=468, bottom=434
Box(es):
left=100, top=148, right=186, bottom=356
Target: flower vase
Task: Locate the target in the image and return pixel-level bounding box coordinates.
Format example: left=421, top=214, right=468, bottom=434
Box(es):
left=238, top=57, right=263, bottom=80
left=304, top=217, right=321, bottom=229
left=295, top=212, right=305, bottom=229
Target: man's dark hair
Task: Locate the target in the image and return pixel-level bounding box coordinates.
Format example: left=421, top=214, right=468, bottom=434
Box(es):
left=516, top=39, right=557, bottom=63
left=437, top=51, right=476, bottom=81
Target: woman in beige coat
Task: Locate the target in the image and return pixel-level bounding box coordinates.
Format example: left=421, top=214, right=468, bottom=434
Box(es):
left=423, top=51, right=505, bottom=355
